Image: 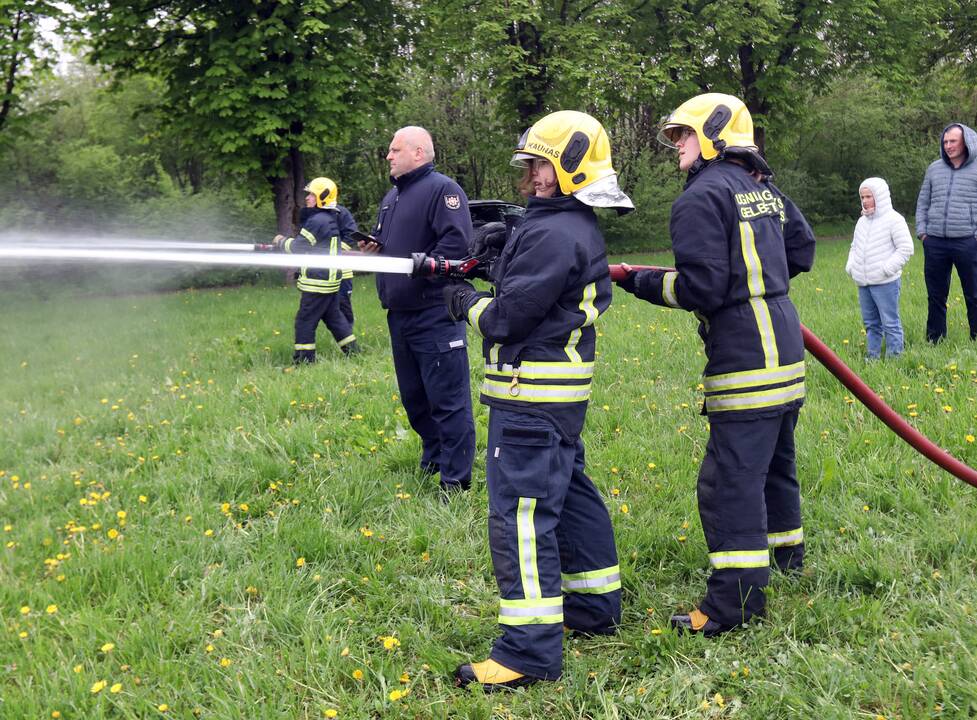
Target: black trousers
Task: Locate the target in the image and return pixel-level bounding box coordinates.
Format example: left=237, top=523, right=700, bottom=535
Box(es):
left=293, top=291, right=355, bottom=362
left=697, top=410, right=804, bottom=627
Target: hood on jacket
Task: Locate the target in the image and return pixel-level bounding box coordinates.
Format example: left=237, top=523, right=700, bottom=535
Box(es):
left=940, top=123, right=977, bottom=168
left=858, top=177, right=893, bottom=217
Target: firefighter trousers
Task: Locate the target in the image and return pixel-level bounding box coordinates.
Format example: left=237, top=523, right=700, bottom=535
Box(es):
left=697, top=409, right=804, bottom=628
left=339, top=278, right=355, bottom=327
left=293, top=291, right=355, bottom=363
left=485, top=407, right=621, bottom=680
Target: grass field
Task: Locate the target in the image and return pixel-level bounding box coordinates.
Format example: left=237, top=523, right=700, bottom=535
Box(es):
left=2, top=236, right=977, bottom=719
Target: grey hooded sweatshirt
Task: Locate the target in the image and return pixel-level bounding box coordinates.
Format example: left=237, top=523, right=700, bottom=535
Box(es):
left=915, top=123, right=977, bottom=239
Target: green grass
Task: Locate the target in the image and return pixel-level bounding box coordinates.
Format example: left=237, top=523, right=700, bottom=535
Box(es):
left=2, top=237, right=977, bottom=719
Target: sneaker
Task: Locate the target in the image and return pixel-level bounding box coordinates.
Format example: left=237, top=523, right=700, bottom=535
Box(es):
left=669, top=608, right=734, bottom=638
left=454, top=659, right=537, bottom=692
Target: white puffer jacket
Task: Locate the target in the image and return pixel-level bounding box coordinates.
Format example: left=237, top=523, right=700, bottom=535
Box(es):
left=846, top=177, right=914, bottom=287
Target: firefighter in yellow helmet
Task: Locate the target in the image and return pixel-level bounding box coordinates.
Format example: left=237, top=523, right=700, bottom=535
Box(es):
left=617, top=93, right=816, bottom=635
left=274, top=176, right=360, bottom=361
left=445, top=110, right=629, bottom=690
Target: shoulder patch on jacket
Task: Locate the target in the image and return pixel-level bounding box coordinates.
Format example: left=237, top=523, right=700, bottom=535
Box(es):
left=444, top=194, right=461, bottom=210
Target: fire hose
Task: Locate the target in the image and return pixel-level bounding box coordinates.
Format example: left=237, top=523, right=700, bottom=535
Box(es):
left=3, top=237, right=974, bottom=488
left=603, top=264, right=977, bottom=489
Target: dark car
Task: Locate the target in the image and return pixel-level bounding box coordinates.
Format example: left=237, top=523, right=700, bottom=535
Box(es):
left=469, top=199, right=524, bottom=229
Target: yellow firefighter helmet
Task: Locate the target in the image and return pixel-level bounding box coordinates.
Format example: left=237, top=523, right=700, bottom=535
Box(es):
left=658, top=93, right=757, bottom=160
left=512, top=110, right=633, bottom=211
left=305, top=177, right=338, bottom=208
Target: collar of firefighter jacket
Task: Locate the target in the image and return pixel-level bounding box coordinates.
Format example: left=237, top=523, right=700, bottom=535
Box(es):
left=524, top=193, right=588, bottom=215
left=391, top=162, right=435, bottom=190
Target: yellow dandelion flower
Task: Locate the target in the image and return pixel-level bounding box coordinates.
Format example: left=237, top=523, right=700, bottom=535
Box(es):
left=352, top=669, right=364, bottom=680
left=116, top=510, right=127, bottom=520
left=91, top=680, right=107, bottom=694
left=967, top=435, right=975, bottom=443
left=158, top=704, right=169, bottom=712
left=399, top=672, right=410, bottom=683
left=714, top=693, right=725, bottom=708
left=73, top=664, right=83, bottom=673
left=204, top=529, right=214, bottom=537
left=620, top=504, right=629, bottom=514
left=110, top=683, right=122, bottom=694
left=611, top=488, right=620, bottom=496
left=651, top=628, right=662, bottom=635
left=138, top=495, right=147, bottom=503
left=219, top=658, right=232, bottom=667
left=388, top=689, right=406, bottom=701
left=46, top=604, right=58, bottom=614
left=211, top=628, right=223, bottom=638
left=205, top=644, right=214, bottom=653
left=52, top=712, right=62, bottom=718
left=324, top=711, right=338, bottom=719
left=382, top=636, right=401, bottom=650
left=101, top=642, right=115, bottom=653
left=296, top=557, right=306, bottom=568
left=340, top=646, right=350, bottom=657
left=19, top=606, right=30, bottom=615
left=107, top=529, right=119, bottom=540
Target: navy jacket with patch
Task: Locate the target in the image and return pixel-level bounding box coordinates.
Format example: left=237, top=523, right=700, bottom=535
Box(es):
left=372, top=163, right=473, bottom=311
left=460, top=194, right=611, bottom=440
left=625, top=160, right=815, bottom=421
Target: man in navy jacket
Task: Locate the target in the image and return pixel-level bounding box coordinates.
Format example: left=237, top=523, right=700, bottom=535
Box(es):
left=360, top=126, right=476, bottom=493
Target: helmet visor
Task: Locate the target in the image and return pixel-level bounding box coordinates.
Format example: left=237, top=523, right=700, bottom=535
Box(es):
left=656, top=123, right=690, bottom=149
left=511, top=128, right=533, bottom=167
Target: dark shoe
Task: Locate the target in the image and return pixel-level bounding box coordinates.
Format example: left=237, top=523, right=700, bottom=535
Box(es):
left=341, top=340, right=361, bottom=356
left=454, top=659, right=537, bottom=692
left=670, top=608, right=733, bottom=638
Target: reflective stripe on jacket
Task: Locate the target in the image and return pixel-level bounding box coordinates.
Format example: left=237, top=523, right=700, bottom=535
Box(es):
left=628, top=160, right=815, bottom=420
left=461, top=194, right=611, bottom=440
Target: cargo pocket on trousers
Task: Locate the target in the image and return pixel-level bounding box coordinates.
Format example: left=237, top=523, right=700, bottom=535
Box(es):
left=496, top=425, right=554, bottom=498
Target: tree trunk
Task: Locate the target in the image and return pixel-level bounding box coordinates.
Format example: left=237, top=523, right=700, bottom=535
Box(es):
left=270, top=146, right=306, bottom=283
left=0, top=10, right=25, bottom=133
left=289, top=145, right=305, bottom=229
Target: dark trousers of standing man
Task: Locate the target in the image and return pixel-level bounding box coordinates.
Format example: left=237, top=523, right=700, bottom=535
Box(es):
left=339, top=278, right=355, bottom=327
left=293, top=291, right=355, bottom=363
left=485, top=408, right=621, bottom=680
left=923, top=235, right=977, bottom=342
left=697, top=410, right=804, bottom=629
left=387, top=305, right=475, bottom=489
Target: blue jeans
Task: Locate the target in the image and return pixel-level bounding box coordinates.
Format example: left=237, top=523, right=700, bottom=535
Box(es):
left=857, top=279, right=904, bottom=358
left=922, top=235, right=977, bottom=342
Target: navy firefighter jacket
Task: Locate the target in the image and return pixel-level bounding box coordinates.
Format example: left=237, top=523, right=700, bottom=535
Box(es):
left=373, top=163, right=473, bottom=312
left=460, top=194, right=612, bottom=441
left=284, top=206, right=357, bottom=294
left=626, top=160, right=815, bottom=420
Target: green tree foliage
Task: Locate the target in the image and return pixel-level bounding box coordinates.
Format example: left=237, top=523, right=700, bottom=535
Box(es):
left=628, top=0, right=950, bottom=154
left=0, top=0, right=60, bottom=135
left=75, top=0, right=404, bottom=233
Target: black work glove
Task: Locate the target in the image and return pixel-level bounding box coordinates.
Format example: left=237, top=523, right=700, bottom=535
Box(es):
left=469, top=221, right=508, bottom=256
left=443, top=281, right=478, bottom=322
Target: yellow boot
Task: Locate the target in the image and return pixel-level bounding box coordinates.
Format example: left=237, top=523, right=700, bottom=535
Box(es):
left=454, top=659, right=537, bottom=691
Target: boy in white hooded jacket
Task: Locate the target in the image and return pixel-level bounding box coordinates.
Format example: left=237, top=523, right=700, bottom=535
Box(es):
left=846, top=177, right=915, bottom=358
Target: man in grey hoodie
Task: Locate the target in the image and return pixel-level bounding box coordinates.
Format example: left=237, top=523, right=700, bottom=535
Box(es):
left=916, top=123, right=977, bottom=343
